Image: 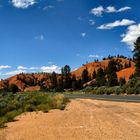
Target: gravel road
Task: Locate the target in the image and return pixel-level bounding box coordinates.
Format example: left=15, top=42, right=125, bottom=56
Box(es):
left=0, top=99, right=140, bottom=140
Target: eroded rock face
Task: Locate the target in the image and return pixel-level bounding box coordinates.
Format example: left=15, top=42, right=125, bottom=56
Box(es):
left=72, top=58, right=135, bottom=80
left=0, top=73, right=56, bottom=92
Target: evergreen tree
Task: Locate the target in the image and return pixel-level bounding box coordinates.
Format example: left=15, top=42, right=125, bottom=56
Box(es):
left=71, top=75, right=77, bottom=90
left=10, top=84, right=19, bottom=93
left=81, top=69, right=89, bottom=84
left=133, top=36, right=140, bottom=77
left=1, top=80, right=10, bottom=91
left=57, top=76, right=64, bottom=91
left=62, top=65, right=72, bottom=89
left=61, top=65, right=71, bottom=76
left=76, top=79, right=82, bottom=89
left=124, top=63, right=129, bottom=68
left=92, top=70, right=96, bottom=79
left=128, top=60, right=131, bottom=67
left=117, top=63, right=123, bottom=71
left=51, top=72, right=57, bottom=89
left=129, top=74, right=135, bottom=80
left=119, top=77, right=126, bottom=86
left=107, top=60, right=118, bottom=87
left=96, top=68, right=106, bottom=87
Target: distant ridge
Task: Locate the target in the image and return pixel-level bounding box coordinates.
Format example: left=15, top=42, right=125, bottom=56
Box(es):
left=0, top=57, right=135, bottom=92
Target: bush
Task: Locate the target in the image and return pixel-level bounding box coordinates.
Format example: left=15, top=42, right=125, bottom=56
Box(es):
left=126, top=87, right=136, bottom=94
left=0, top=92, right=69, bottom=127
left=37, top=104, right=50, bottom=113
left=115, top=87, right=122, bottom=95
left=24, top=104, right=36, bottom=112
left=5, top=110, right=21, bottom=122
left=127, top=78, right=137, bottom=88
left=82, top=86, right=94, bottom=93
left=96, top=86, right=106, bottom=95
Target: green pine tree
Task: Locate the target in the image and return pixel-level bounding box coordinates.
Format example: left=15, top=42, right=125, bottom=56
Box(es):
left=96, top=68, right=106, bottom=87
left=133, top=36, right=140, bottom=77
left=107, top=60, right=118, bottom=87
left=81, top=69, right=89, bottom=84
left=71, top=75, right=77, bottom=90
left=61, top=65, right=72, bottom=89
left=92, top=70, right=97, bottom=79
left=51, top=72, right=57, bottom=89
left=119, top=77, right=126, bottom=86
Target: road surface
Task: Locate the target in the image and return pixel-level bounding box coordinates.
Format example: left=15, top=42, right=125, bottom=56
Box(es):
left=0, top=99, right=140, bottom=140
left=64, top=94, right=140, bottom=102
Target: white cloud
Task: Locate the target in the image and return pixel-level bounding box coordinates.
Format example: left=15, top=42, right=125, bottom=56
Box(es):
left=89, top=19, right=95, bottom=25
left=29, top=67, right=39, bottom=70
left=35, top=34, right=45, bottom=41
left=106, top=6, right=116, bottom=13
left=0, top=65, right=11, bottom=70
left=106, top=6, right=131, bottom=13
left=118, top=6, right=131, bottom=12
left=81, top=32, right=86, bottom=37
left=91, top=6, right=131, bottom=16
left=88, top=54, right=100, bottom=58
left=121, top=24, right=140, bottom=50
left=17, top=66, right=39, bottom=70
left=90, top=6, right=104, bottom=17
left=17, top=66, right=27, bottom=70
left=41, top=65, right=61, bottom=73
left=97, top=19, right=135, bottom=30
left=43, top=5, right=54, bottom=11
left=1, top=65, right=62, bottom=78
left=48, top=61, right=53, bottom=65
left=11, top=0, right=36, bottom=9
left=4, top=70, right=26, bottom=76
left=76, top=54, right=85, bottom=59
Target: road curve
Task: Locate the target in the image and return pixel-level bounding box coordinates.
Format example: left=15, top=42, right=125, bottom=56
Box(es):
left=64, top=94, right=140, bottom=102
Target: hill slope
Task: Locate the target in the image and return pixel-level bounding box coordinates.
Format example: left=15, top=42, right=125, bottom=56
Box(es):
left=0, top=58, right=135, bottom=91
left=72, top=58, right=135, bottom=80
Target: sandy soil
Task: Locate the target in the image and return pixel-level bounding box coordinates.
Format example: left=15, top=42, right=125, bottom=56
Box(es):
left=0, top=99, right=140, bottom=140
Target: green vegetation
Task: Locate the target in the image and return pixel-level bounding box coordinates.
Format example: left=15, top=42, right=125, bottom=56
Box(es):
left=96, top=68, right=106, bottom=87
left=133, top=36, right=140, bottom=77
left=107, top=59, right=118, bottom=87
left=81, top=69, right=89, bottom=84
left=0, top=92, right=69, bottom=128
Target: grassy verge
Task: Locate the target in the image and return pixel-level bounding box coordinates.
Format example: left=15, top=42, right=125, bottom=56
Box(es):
left=0, top=92, right=69, bottom=128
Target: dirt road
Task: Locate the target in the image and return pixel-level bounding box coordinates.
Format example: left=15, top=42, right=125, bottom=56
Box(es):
left=0, top=99, right=140, bottom=140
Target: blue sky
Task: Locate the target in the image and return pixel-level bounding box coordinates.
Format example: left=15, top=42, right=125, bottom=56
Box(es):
left=0, top=0, right=140, bottom=79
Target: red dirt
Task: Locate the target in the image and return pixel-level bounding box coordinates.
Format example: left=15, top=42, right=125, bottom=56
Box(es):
left=117, top=67, right=135, bottom=81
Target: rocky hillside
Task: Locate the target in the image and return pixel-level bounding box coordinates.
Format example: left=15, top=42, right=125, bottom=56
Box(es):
left=72, top=58, right=135, bottom=80
left=0, top=57, right=135, bottom=92
left=0, top=73, right=61, bottom=92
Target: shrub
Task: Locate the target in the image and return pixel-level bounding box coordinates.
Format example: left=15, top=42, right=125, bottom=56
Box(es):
left=24, top=104, right=36, bottom=112
left=82, top=86, right=94, bottom=93
left=96, top=86, right=106, bottom=95
left=114, top=87, right=122, bottom=95
left=0, top=92, right=69, bottom=127
left=5, top=110, right=21, bottom=122
left=126, top=87, right=136, bottom=94
left=37, top=104, right=50, bottom=113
